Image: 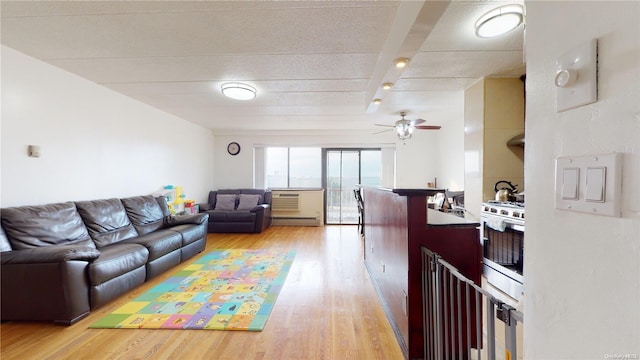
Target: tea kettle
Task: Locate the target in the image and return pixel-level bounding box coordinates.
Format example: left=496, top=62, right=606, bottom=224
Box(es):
left=494, top=180, right=518, bottom=202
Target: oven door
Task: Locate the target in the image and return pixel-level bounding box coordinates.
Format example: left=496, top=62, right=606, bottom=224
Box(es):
left=480, top=214, right=524, bottom=300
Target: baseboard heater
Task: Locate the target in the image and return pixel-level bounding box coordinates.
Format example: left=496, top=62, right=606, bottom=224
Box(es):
left=272, top=216, right=322, bottom=226
left=271, top=189, right=324, bottom=227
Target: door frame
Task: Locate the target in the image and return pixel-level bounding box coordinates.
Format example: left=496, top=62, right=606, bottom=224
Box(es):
left=322, top=148, right=381, bottom=224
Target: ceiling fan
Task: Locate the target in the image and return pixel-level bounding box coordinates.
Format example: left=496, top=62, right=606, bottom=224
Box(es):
left=374, top=112, right=441, bottom=141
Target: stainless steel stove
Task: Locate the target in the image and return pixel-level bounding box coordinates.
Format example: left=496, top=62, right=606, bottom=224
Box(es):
left=480, top=201, right=525, bottom=300
left=482, top=201, right=525, bottom=221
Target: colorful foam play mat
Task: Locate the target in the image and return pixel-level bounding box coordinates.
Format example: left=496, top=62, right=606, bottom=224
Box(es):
left=90, top=248, right=296, bottom=331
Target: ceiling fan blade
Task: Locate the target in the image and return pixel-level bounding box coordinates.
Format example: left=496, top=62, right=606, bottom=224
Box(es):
left=374, top=124, right=394, bottom=127
left=412, top=119, right=426, bottom=125
left=415, top=125, right=442, bottom=130
left=372, top=128, right=394, bottom=135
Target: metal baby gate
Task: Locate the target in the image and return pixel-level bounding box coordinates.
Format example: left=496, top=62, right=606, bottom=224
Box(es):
left=422, top=247, right=524, bottom=360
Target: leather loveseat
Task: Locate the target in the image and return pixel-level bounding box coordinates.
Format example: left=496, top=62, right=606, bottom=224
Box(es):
left=0, top=195, right=209, bottom=325
left=199, top=189, right=272, bottom=233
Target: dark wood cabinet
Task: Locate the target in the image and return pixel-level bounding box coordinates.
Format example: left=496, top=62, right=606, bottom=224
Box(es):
left=361, top=187, right=481, bottom=360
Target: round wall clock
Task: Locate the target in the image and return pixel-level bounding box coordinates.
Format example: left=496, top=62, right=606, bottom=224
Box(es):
left=227, top=142, right=241, bottom=156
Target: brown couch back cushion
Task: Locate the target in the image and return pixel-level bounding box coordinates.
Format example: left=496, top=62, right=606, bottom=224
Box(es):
left=121, top=195, right=168, bottom=235
left=0, top=202, right=95, bottom=250
left=75, top=198, right=139, bottom=248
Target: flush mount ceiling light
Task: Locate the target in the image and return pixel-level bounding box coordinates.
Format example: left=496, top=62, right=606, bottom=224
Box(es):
left=373, top=98, right=382, bottom=105
left=475, top=4, right=524, bottom=38
left=382, top=82, right=394, bottom=90
left=221, top=82, right=257, bottom=100
left=393, top=57, right=410, bottom=68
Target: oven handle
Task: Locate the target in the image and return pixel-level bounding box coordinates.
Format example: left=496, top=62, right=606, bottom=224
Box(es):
left=481, top=216, right=525, bottom=232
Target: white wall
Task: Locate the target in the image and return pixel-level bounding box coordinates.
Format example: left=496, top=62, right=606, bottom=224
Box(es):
left=211, top=105, right=465, bottom=192
left=211, top=93, right=465, bottom=191
left=0, top=44, right=465, bottom=205
left=1, top=46, right=215, bottom=206
left=464, top=78, right=525, bottom=221
left=525, top=1, right=639, bottom=358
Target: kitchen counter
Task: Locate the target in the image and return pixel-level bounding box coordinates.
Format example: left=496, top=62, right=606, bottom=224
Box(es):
left=360, top=186, right=481, bottom=359
left=427, top=209, right=479, bottom=227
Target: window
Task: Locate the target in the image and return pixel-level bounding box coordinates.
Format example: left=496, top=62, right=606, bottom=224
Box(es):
left=360, top=150, right=382, bottom=186
left=265, top=147, right=321, bottom=188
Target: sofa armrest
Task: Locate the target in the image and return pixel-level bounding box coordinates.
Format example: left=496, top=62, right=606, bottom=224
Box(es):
left=198, top=203, right=213, bottom=212
left=2, top=259, right=92, bottom=324
left=250, top=204, right=269, bottom=213
left=251, top=204, right=272, bottom=233
left=1, top=245, right=100, bottom=265
left=164, top=213, right=209, bottom=227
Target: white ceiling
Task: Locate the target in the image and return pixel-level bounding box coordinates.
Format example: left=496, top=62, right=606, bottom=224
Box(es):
left=0, top=0, right=525, bottom=134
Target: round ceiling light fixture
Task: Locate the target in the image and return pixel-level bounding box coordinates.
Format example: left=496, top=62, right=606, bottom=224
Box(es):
left=475, top=4, right=524, bottom=38
left=221, top=82, right=257, bottom=100
left=382, top=82, right=393, bottom=90
left=373, top=98, right=382, bottom=105
left=393, top=57, right=410, bottom=68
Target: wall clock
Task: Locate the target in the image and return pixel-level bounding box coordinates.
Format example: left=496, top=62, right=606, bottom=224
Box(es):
left=227, top=142, right=241, bottom=156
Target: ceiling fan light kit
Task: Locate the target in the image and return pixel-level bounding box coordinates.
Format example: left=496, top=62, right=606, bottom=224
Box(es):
left=221, top=82, right=257, bottom=100
left=395, top=121, right=415, bottom=140
left=475, top=4, right=524, bottom=38
left=374, top=112, right=441, bottom=142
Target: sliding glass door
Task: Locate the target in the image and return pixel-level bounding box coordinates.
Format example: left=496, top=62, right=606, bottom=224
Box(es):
left=324, top=149, right=381, bottom=224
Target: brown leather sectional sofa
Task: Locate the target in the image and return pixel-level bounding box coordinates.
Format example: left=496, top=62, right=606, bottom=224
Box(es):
left=0, top=195, right=209, bottom=325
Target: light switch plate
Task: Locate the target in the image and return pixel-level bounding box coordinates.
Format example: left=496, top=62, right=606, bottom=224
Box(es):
left=555, top=153, right=622, bottom=217
left=555, top=39, right=598, bottom=112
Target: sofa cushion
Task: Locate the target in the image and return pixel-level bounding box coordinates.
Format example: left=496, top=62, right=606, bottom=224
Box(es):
left=75, top=198, right=139, bottom=248
left=226, top=211, right=256, bottom=223
left=1, top=202, right=95, bottom=250
left=88, top=243, right=148, bottom=286
left=123, top=229, right=182, bottom=262
left=239, top=189, right=266, bottom=204
left=121, top=196, right=167, bottom=235
left=207, top=211, right=228, bottom=222
left=237, top=194, right=261, bottom=210
left=155, top=196, right=171, bottom=217
left=215, top=194, right=237, bottom=211
left=167, top=224, right=206, bottom=246
left=0, top=226, right=11, bottom=252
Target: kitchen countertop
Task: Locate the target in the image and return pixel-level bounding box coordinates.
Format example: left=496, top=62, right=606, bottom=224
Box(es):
left=427, top=209, right=479, bottom=227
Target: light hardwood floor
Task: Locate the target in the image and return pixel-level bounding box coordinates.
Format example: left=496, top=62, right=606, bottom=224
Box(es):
left=1, top=225, right=405, bottom=360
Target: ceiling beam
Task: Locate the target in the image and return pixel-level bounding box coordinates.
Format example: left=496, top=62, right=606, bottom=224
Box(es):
left=365, top=0, right=451, bottom=113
